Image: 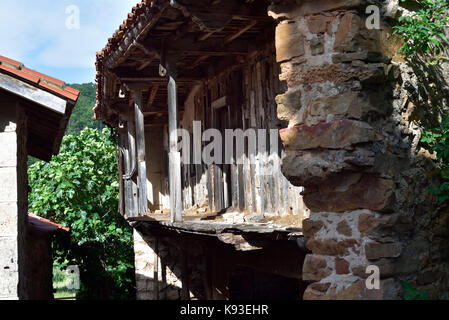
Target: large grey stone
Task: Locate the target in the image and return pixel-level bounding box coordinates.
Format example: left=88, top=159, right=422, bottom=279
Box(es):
left=0, top=132, right=17, bottom=167
left=0, top=203, right=18, bottom=237
left=0, top=167, right=18, bottom=202
left=282, top=148, right=375, bottom=187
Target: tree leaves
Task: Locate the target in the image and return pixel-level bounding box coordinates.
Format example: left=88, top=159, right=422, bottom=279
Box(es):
left=421, top=118, right=449, bottom=203
left=393, top=0, right=449, bottom=63
left=400, top=280, right=429, bottom=300
left=28, top=128, right=135, bottom=299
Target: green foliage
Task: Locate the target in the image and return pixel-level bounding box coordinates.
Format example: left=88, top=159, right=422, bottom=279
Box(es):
left=66, top=83, right=105, bottom=134
left=28, top=128, right=135, bottom=299
left=400, top=280, right=429, bottom=300
left=421, top=117, right=449, bottom=202
left=393, top=0, right=449, bottom=62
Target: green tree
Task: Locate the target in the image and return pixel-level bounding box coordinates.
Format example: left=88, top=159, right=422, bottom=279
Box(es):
left=28, top=128, right=135, bottom=299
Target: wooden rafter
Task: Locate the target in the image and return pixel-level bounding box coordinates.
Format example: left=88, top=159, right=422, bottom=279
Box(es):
left=225, top=20, right=258, bottom=44
left=188, top=21, right=257, bottom=70
left=146, top=84, right=160, bottom=109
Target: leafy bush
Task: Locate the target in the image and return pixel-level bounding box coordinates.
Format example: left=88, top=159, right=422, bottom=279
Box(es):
left=421, top=118, right=449, bottom=202
left=393, top=0, right=449, bottom=62
left=28, top=128, right=135, bottom=299
left=400, top=280, right=429, bottom=300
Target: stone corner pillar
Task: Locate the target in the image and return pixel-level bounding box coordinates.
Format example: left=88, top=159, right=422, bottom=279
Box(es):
left=0, top=103, right=28, bottom=300
left=271, top=0, right=435, bottom=300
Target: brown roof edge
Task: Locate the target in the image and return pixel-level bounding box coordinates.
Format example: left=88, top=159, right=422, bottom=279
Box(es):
left=28, top=213, right=70, bottom=233
left=94, top=0, right=157, bottom=121
left=0, top=55, right=80, bottom=103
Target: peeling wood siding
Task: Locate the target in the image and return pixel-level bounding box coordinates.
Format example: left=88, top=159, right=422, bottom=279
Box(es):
left=172, top=41, right=307, bottom=218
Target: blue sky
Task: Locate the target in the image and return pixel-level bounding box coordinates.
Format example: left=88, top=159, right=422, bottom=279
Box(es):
left=0, top=0, right=138, bottom=84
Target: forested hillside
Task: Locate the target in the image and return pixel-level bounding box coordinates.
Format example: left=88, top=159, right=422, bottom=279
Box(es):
left=66, top=83, right=104, bottom=134
left=28, top=83, right=103, bottom=166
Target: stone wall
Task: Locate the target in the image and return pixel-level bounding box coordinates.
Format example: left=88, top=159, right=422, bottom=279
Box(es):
left=0, top=101, right=28, bottom=300
left=133, top=227, right=308, bottom=300
left=272, top=0, right=449, bottom=299
left=133, top=230, right=207, bottom=300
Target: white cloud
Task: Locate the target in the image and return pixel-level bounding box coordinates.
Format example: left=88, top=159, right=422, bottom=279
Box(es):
left=0, top=0, right=137, bottom=69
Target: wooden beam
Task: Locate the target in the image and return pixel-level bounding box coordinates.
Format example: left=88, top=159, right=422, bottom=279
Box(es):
left=118, top=77, right=201, bottom=83
left=146, top=84, right=160, bottom=109
left=197, top=27, right=223, bottom=42
left=169, top=0, right=269, bottom=31
left=182, top=22, right=255, bottom=70
left=143, top=110, right=167, bottom=116
left=142, top=37, right=249, bottom=58
left=134, top=89, right=149, bottom=216
left=0, top=72, right=67, bottom=115
left=188, top=55, right=212, bottom=70
left=167, top=59, right=183, bottom=223
left=128, top=91, right=134, bottom=107
left=225, top=20, right=258, bottom=44
left=124, top=113, right=138, bottom=218
left=118, top=130, right=126, bottom=216
left=136, top=57, right=155, bottom=71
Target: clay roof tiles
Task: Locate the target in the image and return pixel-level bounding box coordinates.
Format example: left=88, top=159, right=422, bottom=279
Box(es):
left=0, top=55, right=80, bottom=102
left=94, top=1, right=153, bottom=120
left=28, top=213, right=70, bottom=233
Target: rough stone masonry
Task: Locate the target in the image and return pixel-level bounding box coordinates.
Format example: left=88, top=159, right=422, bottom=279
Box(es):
left=0, top=104, right=28, bottom=300
left=271, top=0, right=449, bottom=299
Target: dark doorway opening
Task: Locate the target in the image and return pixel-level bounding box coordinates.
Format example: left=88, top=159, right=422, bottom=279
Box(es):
left=229, top=266, right=305, bottom=300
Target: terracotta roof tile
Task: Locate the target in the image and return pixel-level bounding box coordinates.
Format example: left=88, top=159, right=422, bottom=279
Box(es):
left=0, top=64, right=40, bottom=84
left=28, top=213, right=70, bottom=233
left=22, top=67, right=65, bottom=87
left=64, top=86, right=80, bottom=96
left=94, top=1, right=152, bottom=120
left=0, top=55, right=80, bottom=103
left=39, top=82, right=79, bottom=101
left=0, top=55, right=23, bottom=68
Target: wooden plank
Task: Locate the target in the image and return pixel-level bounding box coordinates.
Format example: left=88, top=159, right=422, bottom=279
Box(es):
left=211, top=96, right=227, bottom=109
left=125, top=115, right=139, bottom=218
left=146, top=84, right=160, bottom=109
left=0, top=72, right=67, bottom=114
left=256, top=62, right=266, bottom=215
left=224, top=20, right=258, bottom=44
left=135, top=90, right=149, bottom=216
left=268, top=59, right=279, bottom=215
left=154, top=237, right=159, bottom=300
left=167, top=62, right=183, bottom=223
left=118, top=130, right=126, bottom=216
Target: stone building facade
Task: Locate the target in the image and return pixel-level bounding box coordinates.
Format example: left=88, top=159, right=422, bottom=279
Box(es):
left=272, top=0, right=449, bottom=299
left=94, top=0, right=449, bottom=299
left=0, top=106, right=28, bottom=299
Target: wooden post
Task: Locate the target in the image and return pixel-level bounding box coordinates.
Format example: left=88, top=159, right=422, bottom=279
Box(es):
left=134, top=89, right=149, bottom=215
left=118, top=129, right=126, bottom=216
left=167, top=58, right=183, bottom=222
left=125, top=114, right=138, bottom=218
left=154, top=237, right=159, bottom=300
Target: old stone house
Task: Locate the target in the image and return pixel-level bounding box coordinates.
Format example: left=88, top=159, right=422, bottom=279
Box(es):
left=94, top=0, right=449, bottom=300
left=0, top=55, right=79, bottom=299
